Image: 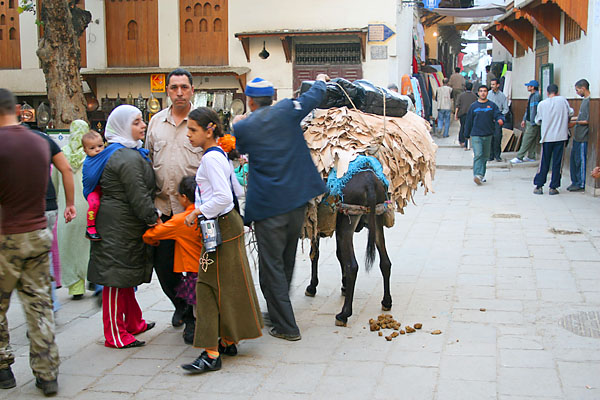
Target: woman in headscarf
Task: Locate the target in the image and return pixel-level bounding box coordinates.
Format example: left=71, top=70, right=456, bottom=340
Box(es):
left=86, top=105, right=158, bottom=349
left=53, top=120, right=92, bottom=300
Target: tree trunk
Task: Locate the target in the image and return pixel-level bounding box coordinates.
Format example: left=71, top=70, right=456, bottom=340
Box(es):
left=37, top=0, right=91, bottom=128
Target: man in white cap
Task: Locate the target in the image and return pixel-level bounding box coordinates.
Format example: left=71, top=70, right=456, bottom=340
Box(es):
left=234, top=75, right=328, bottom=341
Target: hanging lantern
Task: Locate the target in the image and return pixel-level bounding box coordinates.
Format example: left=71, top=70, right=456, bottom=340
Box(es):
left=102, top=94, right=113, bottom=113
left=258, top=41, right=270, bottom=59
left=21, top=102, right=35, bottom=122
left=135, top=93, right=146, bottom=111
left=126, top=92, right=135, bottom=105
left=86, top=95, right=99, bottom=112
left=114, top=93, right=123, bottom=107
left=147, top=94, right=160, bottom=114
left=36, top=103, right=50, bottom=128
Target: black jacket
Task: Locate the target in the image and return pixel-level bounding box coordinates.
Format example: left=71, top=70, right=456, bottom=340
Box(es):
left=88, top=148, right=157, bottom=288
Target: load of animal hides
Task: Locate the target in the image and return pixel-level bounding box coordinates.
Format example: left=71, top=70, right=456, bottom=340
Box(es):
left=302, top=106, right=436, bottom=239
left=300, top=78, right=409, bottom=118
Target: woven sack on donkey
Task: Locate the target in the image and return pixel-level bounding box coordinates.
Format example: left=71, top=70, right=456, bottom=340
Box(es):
left=317, top=196, right=338, bottom=237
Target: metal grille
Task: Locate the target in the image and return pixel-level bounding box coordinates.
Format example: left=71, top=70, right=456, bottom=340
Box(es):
left=295, top=43, right=361, bottom=65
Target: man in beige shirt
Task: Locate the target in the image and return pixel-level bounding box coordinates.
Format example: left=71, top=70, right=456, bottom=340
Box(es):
left=435, top=78, right=453, bottom=137
left=448, top=67, right=466, bottom=101
left=145, top=68, right=202, bottom=340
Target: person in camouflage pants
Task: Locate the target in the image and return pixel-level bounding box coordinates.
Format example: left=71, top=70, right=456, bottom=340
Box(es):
left=0, top=229, right=60, bottom=382
left=0, top=88, right=60, bottom=396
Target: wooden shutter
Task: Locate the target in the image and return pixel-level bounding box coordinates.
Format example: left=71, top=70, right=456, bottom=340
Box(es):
left=564, top=14, right=582, bottom=43
left=0, top=0, right=21, bottom=69
left=179, top=0, right=228, bottom=66
left=105, top=0, right=159, bottom=67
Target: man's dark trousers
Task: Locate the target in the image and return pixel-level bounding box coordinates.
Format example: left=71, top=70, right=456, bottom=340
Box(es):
left=489, top=121, right=503, bottom=160
left=458, top=114, right=468, bottom=145
left=154, top=214, right=187, bottom=314
left=254, top=205, right=307, bottom=336
left=570, top=140, right=587, bottom=189
left=534, top=141, right=567, bottom=189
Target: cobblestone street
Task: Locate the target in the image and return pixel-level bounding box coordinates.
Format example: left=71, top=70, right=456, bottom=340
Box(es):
left=4, top=123, right=600, bottom=399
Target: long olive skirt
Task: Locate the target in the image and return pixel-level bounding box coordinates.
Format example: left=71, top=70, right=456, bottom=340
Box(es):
left=193, top=209, right=263, bottom=348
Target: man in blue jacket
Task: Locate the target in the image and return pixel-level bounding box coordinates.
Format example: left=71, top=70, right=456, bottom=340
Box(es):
left=464, top=85, right=505, bottom=185
left=234, top=75, right=328, bottom=341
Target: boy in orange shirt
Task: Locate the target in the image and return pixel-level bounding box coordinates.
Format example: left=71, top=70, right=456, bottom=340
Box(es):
left=143, top=176, right=202, bottom=344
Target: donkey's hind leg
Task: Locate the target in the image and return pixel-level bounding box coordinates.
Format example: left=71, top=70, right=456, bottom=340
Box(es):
left=305, top=237, right=320, bottom=297
left=376, top=216, right=392, bottom=311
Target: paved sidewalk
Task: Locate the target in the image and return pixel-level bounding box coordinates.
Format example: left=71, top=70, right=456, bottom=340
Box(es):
left=3, top=119, right=600, bottom=399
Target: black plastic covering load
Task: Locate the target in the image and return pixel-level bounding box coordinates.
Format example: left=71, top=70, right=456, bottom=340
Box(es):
left=300, top=78, right=364, bottom=109
left=300, top=78, right=408, bottom=118
left=353, top=80, right=408, bottom=118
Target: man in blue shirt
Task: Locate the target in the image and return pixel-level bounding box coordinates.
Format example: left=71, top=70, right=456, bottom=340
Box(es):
left=464, top=85, right=505, bottom=185
left=234, top=75, right=328, bottom=341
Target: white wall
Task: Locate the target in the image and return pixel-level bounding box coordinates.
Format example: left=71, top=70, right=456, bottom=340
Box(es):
left=511, top=6, right=600, bottom=100
left=85, top=0, right=107, bottom=69
left=4, top=0, right=410, bottom=98
left=157, top=0, right=180, bottom=68
left=229, top=0, right=402, bottom=92
left=491, top=37, right=511, bottom=62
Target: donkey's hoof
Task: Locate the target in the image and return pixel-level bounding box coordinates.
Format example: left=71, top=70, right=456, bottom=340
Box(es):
left=304, top=287, right=316, bottom=297
left=335, top=318, right=347, bottom=327
left=381, top=305, right=392, bottom=311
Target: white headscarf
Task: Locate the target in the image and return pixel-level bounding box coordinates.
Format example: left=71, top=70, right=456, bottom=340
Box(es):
left=104, top=105, right=143, bottom=149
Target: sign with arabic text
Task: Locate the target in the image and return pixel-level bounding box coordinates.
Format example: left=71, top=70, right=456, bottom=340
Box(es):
left=368, top=24, right=395, bottom=42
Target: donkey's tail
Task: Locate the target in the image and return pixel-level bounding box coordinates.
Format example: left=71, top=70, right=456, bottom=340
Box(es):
left=365, top=175, right=377, bottom=271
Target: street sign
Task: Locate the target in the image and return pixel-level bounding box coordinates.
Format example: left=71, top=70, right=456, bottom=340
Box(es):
left=368, top=24, right=395, bottom=42
left=150, top=74, right=165, bottom=93
left=424, top=0, right=441, bottom=10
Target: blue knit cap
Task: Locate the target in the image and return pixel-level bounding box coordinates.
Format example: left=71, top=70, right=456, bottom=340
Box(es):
left=245, top=77, right=275, bottom=97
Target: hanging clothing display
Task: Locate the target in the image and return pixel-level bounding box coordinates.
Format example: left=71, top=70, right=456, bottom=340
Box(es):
left=410, top=77, right=424, bottom=118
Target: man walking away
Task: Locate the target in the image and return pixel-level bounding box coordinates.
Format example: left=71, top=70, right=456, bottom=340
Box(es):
left=511, top=80, right=541, bottom=164
left=464, top=85, right=504, bottom=185
left=0, top=88, right=60, bottom=396
left=455, top=81, right=478, bottom=149
left=487, top=78, right=509, bottom=162
left=567, top=79, right=590, bottom=192
left=449, top=67, right=466, bottom=102
left=234, top=75, right=328, bottom=341
left=435, top=78, right=453, bottom=138
left=533, top=84, right=573, bottom=195
left=486, top=65, right=495, bottom=88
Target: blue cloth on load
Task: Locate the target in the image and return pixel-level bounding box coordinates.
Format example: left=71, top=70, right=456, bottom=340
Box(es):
left=327, top=155, right=389, bottom=201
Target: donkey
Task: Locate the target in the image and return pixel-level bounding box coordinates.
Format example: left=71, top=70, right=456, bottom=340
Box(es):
left=305, top=169, right=392, bottom=327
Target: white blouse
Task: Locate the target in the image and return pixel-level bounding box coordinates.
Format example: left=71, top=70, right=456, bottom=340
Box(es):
left=195, top=149, right=244, bottom=219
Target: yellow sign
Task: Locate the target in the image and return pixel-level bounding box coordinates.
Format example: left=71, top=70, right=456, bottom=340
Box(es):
left=151, top=74, right=165, bottom=93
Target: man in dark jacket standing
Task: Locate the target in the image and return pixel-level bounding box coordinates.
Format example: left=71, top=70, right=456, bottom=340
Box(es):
left=454, top=81, right=478, bottom=149
left=464, top=85, right=505, bottom=185
left=234, top=75, right=328, bottom=341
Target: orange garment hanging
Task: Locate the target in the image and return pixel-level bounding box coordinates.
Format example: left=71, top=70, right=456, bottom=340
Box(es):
left=401, top=74, right=413, bottom=95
